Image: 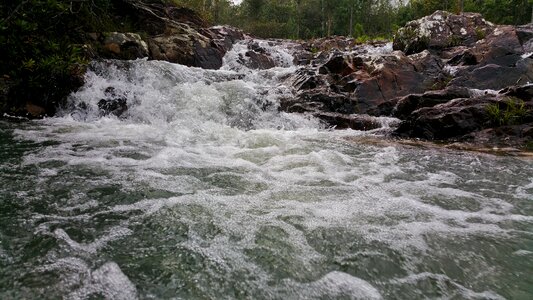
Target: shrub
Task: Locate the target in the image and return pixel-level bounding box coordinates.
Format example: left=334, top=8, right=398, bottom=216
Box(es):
left=0, top=0, right=119, bottom=115
left=486, top=97, right=528, bottom=126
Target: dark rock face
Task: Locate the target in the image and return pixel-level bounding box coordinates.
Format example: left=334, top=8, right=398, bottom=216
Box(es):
left=501, top=84, right=533, bottom=101
left=448, top=60, right=533, bottom=90
left=313, top=112, right=385, bottom=130
left=395, top=97, right=499, bottom=140
left=392, top=87, right=471, bottom=119
left=395, top=92, right=533, bottom=148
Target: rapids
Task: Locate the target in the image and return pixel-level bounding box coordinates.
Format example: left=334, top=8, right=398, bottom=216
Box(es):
left=0, top=40, right=532, bottom=299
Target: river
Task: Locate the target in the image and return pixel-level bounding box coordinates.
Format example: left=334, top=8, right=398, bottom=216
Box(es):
left=0, top=41, right=532, bottom=299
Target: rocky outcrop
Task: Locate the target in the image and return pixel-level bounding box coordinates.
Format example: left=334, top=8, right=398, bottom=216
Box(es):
left=393, top=10, right=494, bottom=54
left=395, top=93, right=533, bottom=145
left=281, top=44, right=444, bottom=126
left=392, top=86, right=471, bottom=119
left=278, top=11, right=533, bottom=149
left=85, top=1, right=246, bottom=69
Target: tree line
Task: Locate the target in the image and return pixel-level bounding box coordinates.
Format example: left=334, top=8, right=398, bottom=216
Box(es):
left=174, top=0, right=533, bottom=40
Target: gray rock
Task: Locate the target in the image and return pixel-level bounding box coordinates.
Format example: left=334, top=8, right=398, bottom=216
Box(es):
left=393, top=10, right=494, bottom=54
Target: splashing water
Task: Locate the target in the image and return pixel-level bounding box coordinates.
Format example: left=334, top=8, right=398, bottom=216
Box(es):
left=0, top=39, right=532, bottom=299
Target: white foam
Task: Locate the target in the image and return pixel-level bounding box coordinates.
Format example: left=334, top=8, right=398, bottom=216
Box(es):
left=68, top=262, right=138, bottom=300
left=283, top=271, right=383, bottom=299
left=53, top=226, right=133, bottom=254
left=9, top=36, right=533, bottom=299
left=390, top=273, right=505, bottom=299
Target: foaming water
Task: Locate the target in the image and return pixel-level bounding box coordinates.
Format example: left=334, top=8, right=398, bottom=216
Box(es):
left=1, top=39, right=532, bottom=299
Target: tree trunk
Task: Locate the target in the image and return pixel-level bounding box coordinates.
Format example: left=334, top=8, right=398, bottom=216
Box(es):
left=349, top=3, right=353, bottom=37
left=321, top=0, right=325, bottom=37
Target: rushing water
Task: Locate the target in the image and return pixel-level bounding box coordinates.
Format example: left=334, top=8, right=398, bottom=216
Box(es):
left=1, top=41, right=532, bottom=300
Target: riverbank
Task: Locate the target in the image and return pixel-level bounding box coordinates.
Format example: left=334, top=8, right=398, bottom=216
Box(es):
left=1, top=1, right=532, bottom=152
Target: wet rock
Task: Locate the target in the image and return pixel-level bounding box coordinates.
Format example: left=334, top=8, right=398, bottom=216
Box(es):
left=149, top=32, right=226, bottom=69
left=393, top=10, right=494, bottom=55
left=319, top=53, right=355, bottom=76
left=395, top=95, right=533, bottom=141
left=281, top=91, right=355, bottom=114
left=284, top=49, right=444, bottom=117
left=392, top=86, right=471, bottom=119
left=24, top=102, right=46, bottom=118
left=395, top=96, right=499, bottom=140
left=98, top=87, right=127, bottom=117
left=209, top=25, right=247, bottom=51
left=313, top=112, right=383, bottom=130
left=461, top=123, right=533, bottom=150
left=242, top=50, right=276, bottom=70
left=288, top=68, right=324, bottom=90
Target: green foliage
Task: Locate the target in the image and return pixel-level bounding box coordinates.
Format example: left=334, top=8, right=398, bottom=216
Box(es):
left=430, top=75, right=453, bottom=90
left=355, top=35, right=371, bottom=44
left=406, top=0, right=533, bottom=25
left=0, top=0, right=129, bottom=115
left=447, top=35, right=463, bottom=47
left=486, top=97, right=528, bottom=126
left=354, top=23, right=365, bottom=38
left=218, top=0, right=531, bottom=40
left=475, top=27, right=486, bottom=40
left=525, top=140, right=533, bottom=151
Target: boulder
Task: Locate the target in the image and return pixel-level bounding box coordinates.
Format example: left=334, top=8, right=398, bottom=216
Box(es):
left=240, top=49, right=276, bottom=70
left=515, top=24, right=533, bottom=52
left=149, top=31, right=225, bottom=69
left=283, top=48, right=444, bottom=118
left=393, top=10, right=494, bottom=55
left=469, top=25, right=524, bottom=67
left=353, top=51, right=443, bottom=114
left=318, top=52, right=355, bottom=75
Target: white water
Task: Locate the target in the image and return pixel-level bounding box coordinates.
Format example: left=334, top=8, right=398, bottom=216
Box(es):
left=4, top=40, right=532, bottom=299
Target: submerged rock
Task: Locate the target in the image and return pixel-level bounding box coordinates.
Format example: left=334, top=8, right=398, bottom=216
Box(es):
left=98, top=87, right=128, bottom=117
